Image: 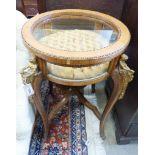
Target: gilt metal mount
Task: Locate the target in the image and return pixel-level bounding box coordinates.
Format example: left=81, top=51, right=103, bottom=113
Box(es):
left=118, top=54, right=135, bottom=99
left=20, top=57, right=38, bottom=84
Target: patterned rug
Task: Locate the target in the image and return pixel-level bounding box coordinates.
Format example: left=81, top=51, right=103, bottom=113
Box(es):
left=29, top=81, right=88, bottom=155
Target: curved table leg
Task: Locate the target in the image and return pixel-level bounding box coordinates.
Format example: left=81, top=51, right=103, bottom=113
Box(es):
left=100, top=67, right=123, bottom=139
left=73, top=88, right=101, bottom=120
left=32, top=73, right=49, bottom=139
left=48, top=92, right=71, bottom=121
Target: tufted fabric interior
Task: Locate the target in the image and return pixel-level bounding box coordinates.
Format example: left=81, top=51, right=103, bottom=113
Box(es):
left=47, top=62, right=109, bottom=80
left=39, top=30, right=111, bottom=80
left=39, top=30, right=110, bottom=52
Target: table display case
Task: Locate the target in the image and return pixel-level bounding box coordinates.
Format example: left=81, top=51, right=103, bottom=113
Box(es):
left=21, top=9, right=133, bottom=139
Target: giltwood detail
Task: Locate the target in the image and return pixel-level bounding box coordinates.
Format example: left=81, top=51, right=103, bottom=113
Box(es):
left=118, top=54, right=135, bottom=99
left=20, top=57, right=38, bottom=103
left=20, top=57, right=38, bottom=84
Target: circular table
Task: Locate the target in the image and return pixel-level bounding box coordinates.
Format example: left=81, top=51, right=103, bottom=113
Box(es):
left=22, top=9, right=132, bottom=139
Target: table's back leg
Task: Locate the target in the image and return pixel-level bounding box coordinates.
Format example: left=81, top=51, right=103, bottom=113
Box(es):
left=32, top=73, right=49, bottom=139
left=48, top=92, right=71, bottom=121
left=73, top=88, right=101, bottom=120
left=100, top=67, right=123, bottom=139
left=49, top=81, right=53, bottom=94
left=92, top=84, right=96, bottom=93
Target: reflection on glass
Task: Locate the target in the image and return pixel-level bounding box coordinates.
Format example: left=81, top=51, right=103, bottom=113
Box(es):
left=33, top=18, right=118, bottom=52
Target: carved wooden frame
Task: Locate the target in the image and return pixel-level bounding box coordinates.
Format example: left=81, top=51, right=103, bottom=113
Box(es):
left=22, top=9, right=130, bottom=66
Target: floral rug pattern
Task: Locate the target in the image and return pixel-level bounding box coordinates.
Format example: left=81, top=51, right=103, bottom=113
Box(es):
left=29, top=81, right=88, bottom=155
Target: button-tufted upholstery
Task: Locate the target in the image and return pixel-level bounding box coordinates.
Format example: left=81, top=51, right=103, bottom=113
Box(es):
left=47, top=62, right=109, bottom=80
left=39, top=30, right=111, bottom=80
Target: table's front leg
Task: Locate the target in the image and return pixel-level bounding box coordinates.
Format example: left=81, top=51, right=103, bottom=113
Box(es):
left=20, top=57, right=49, bottom=139
left=100, top=54, right=135, bottom=139
left=32, top=73, right=49, bottom=139
left=100, top=67, right=122, bottom=139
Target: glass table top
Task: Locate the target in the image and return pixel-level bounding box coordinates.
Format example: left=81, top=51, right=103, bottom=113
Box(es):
left=33, top=18, right=118, bottom=52
left=22, top=10, right=130, bottom=66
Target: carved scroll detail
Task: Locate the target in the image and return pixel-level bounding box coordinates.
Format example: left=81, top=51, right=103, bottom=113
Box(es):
left=20, top=57, right=38, bottom=84
left=118, top=54, right=135, bottom=99
left=20, top=57, right=39, bottom=103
